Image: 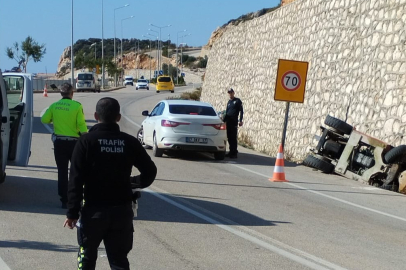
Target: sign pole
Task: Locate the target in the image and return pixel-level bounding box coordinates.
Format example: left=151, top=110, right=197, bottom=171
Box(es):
left=281, top=102, right=290, bottom=150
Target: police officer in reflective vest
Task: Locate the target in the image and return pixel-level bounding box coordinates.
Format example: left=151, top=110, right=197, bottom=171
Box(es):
left=64, top=97, right=157, bottom=270
left=224, top=88, right=244, bottom=158
left=41, top=83, right=88, bottom=208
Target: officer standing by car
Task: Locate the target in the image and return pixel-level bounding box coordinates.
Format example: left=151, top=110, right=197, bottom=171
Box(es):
left=224, top=88, right=244, bottom=158
left=64, top=97, right=157, bottom=270
left=41, top=83, right=88, bottom=208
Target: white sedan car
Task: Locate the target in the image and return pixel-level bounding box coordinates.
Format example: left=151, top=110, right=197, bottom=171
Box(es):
left=137, top=100, right=227, bottom=160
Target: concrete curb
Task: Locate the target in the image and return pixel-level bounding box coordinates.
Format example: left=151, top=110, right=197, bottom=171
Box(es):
left=33, top=86, right=125, bottom=94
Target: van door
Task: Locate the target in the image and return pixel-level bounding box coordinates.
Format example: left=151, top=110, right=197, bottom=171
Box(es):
left=0, top=71, right=10, bottom=182
left=3, top=73, right=33, bottom=166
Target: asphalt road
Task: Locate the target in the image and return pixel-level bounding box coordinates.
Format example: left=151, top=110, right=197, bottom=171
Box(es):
left=0, top=84, right=406, bottom=270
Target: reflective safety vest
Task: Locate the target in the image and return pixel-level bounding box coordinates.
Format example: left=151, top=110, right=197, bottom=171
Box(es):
left=41, top=98, right=88, bottom=137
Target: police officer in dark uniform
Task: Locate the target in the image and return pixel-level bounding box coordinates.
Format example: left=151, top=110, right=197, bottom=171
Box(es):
left=224, top=88, right=244, bottom=158
left=64, top=97, right=157, bottom=270
left=41, top=83, right=88, bottom=208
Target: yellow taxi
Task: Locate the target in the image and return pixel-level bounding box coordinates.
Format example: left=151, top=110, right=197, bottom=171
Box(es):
left=156, top=76, right=174, bottom=93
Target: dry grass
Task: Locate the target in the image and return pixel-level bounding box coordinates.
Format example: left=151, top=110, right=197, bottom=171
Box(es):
left=167, top=88, right=202, bottom=101
left=238, top=132, right=254, bottom=150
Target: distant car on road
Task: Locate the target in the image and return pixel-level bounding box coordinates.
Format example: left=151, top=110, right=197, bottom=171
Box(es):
left=124, top=76, right=134, bottom=86
left=156, top=76, right=174, bottom=93
left=76, top=72, right=99, bottom=93
left=135, top=79, right=149, bottom=90
left=137, top=100, right=227, bottom=160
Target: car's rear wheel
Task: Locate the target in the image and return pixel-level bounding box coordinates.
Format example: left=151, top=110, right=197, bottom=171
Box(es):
left=147, top=88, right=149, bottom=90
left=137, top=127, right=151, bottom=149
left=156, top=91, right=160, bottom=93
left=171, top=90, right=174, bottom=93
left=214, top=152, right=225, bottom=160
left=303, top=154, right=334, bottom=173
left=153, top=134, right=164, bottom=157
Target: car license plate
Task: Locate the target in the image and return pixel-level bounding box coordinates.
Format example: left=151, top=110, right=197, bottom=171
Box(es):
left=186, top=137, right=208, bottom=144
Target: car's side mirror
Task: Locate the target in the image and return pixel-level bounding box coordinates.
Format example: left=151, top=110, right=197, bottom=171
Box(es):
left=142, top=110, right=149, bottom=116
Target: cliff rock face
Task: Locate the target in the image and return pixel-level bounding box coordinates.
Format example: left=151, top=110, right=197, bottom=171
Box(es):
left=56, top=46, right=71, bottom=77
left=281, top=0, right=297, bottom=6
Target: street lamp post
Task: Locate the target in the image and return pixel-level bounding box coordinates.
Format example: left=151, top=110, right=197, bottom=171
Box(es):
left=176, top=30, right=186, bottom=85
left=178, top=34, right=191, bottom=83
left=101, top=0, right=104, bottom=89
left=167, top=34, right=170, bottom=75
left=149, top=24, right=171, bottom=72
left=143, top=35, right=153, bottom=81
left=147, top=33, right=158, bottom=77
left=71, top=0, right=74, bottom=86
left=121, top=16, right=134, bottom=83
left=91, top=42, right=97, bottom=60
left=148, top=28, right=159, bottom=69
left=113, top=4, right=130, bottom=86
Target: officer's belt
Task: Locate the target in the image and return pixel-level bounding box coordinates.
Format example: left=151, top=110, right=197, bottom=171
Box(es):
left=55, top=135, right=79, bottom=141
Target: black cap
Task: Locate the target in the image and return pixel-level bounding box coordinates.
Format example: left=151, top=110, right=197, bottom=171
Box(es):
left=227, top=88, right=234, bottom=93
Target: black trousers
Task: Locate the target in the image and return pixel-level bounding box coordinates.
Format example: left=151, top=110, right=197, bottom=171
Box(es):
left=226, top=119, right=238, bottom=155
left=77, top=205, right=134, bottom=270
left=53, top=139, right=77, bottom=203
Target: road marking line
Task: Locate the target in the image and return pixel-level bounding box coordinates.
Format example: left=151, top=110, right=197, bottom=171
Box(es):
left=40, top=107, right=53, bottom=134
left=230, top=164, right=406, bottom=223
left=146, top=187, right=346, bottom=270
left=119, top=106, right=406, bottom=223
left=0, top=257, right=11, bottom=270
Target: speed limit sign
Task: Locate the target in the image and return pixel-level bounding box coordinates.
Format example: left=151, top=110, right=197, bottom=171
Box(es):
left=274, top=59, right=308, bottom=103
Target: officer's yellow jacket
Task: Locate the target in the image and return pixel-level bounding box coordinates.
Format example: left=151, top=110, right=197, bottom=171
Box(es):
left=41, top=98, right=88, bottom=137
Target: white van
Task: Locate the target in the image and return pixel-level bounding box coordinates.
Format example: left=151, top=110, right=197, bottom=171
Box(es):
left=0, top=70, right=33, bottom=183
left=76, top=72, right=99, bottom=92
left=124, top=76, right=134, bottom=86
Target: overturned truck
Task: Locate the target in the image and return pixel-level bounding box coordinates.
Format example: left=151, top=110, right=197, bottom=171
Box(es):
left=304, top=115, right=406, bottom=194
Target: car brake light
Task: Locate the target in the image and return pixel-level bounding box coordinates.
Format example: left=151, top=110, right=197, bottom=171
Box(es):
left=161, top=120, right=190, bottom=127
left=203, top=123, right=226, bottom=130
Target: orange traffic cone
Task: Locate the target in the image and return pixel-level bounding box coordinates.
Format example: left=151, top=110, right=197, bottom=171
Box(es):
left=43, top=84, right=48, bottom=97
left=270, top=144, right=288, bottom=182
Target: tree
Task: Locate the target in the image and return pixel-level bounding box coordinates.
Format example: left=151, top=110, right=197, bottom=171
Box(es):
left=6, top=36, right=46, bottom=73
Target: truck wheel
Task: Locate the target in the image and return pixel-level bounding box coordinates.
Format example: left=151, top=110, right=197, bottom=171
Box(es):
left=383, top=145, right=406, bottom=164
left=323, top=140, right=342, bottom=158
left=303, top=154, right=334, bottom=173
left=324, top=115, right=353, bottom=135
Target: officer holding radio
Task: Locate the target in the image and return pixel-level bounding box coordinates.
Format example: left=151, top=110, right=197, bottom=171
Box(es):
left=64, top=97, right=157, bottom=270
left=41, top=83, right=88, bottom=209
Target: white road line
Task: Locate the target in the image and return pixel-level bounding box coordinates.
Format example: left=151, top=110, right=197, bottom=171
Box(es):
left=0, top=257, right=11, bottom=270
left=230, top=164, right=406, bottom=223
left=146, top=187, right=346, bottom=270
left=119, top=104, right=406, bottom=222
left=40, top=107, right=53, bottom=134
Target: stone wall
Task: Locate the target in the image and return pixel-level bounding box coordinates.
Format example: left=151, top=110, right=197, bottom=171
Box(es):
left=201, top=0, right=406, bottom=161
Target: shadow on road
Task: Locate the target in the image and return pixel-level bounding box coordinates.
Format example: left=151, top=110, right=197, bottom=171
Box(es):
left=162, top=151, right=298, bottom=167
left=32, top=116, right=50, bottom=134
left=0, top=240, right=77, bottom=253
left=155, top=178, right=402, bottom=197
left=0, top=176, right=62, bottom=215
left=136, top=191, right=290, bottom=227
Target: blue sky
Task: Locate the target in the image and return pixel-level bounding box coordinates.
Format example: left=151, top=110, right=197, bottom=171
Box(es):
left=0, top=0, right=280, bottom=73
